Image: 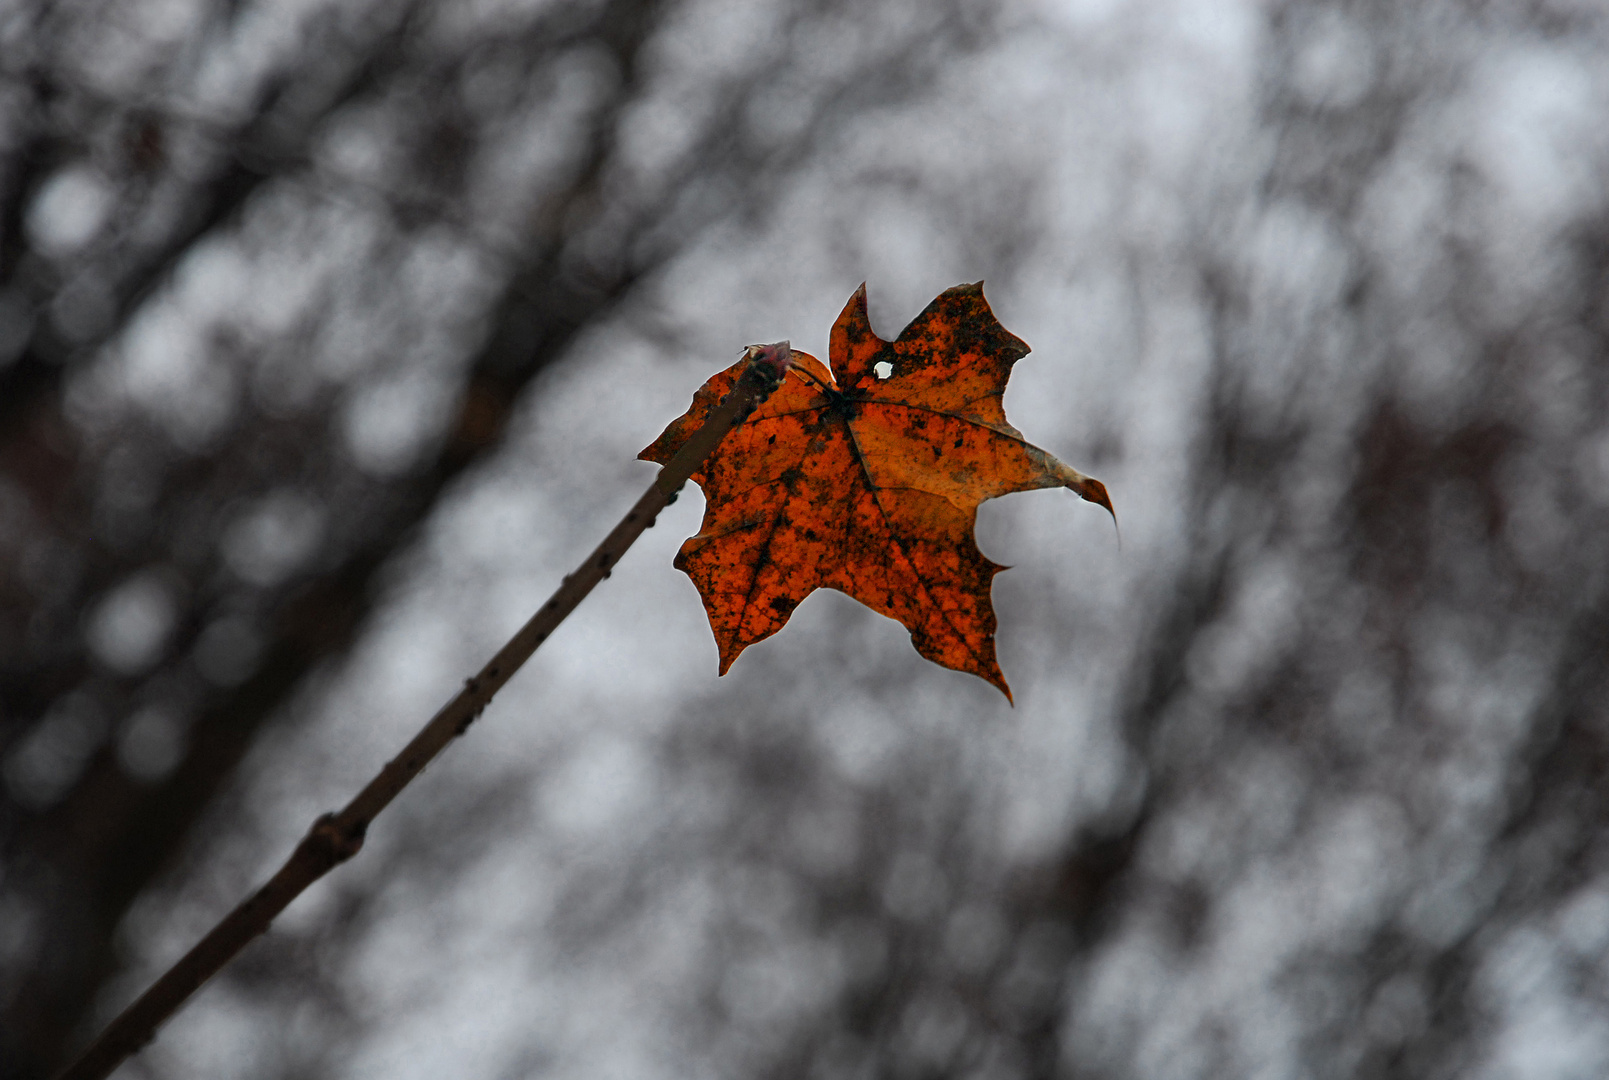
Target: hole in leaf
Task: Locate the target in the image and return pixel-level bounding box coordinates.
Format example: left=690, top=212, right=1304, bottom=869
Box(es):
left=874, top=361, right=893, bottom=380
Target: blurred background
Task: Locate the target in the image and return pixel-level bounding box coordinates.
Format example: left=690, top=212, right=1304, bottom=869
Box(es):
left=3, top=0, right=1609, bottom=1076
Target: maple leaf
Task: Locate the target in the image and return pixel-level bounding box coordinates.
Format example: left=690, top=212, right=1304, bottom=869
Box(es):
left=641, top=283, right=1112, bottom=699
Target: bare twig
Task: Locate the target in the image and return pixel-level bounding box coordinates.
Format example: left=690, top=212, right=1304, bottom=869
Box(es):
left=54, top=345, right=794, bottom=1080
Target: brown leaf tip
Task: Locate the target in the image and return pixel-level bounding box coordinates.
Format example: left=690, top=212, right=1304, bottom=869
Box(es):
left=1073, top=476, right=1120, bottom=548
left=1074, top=475, right=1114, bottom=516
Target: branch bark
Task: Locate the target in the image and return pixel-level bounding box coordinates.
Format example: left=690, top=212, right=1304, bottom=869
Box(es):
left=53, top=346, right=793, bottom=1080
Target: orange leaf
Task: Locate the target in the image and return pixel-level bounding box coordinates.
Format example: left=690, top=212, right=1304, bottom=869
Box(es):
left=641, top=283, right=1112, bottom=700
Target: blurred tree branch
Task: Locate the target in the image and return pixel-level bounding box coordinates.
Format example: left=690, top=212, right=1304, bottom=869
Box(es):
left=53, top=345, right=789, bottom=1080
left=0, top=0, right=996, bottom=1074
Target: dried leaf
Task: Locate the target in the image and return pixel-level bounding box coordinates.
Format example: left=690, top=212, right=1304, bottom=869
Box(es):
left=642, top=283, right=1112, bottom=699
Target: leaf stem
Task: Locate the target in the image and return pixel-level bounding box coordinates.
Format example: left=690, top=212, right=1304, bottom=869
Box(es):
left=53, top=354, right=787, bottom=1080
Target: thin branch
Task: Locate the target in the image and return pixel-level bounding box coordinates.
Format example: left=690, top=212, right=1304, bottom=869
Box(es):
left=53, top=346, right=794, bottom=1080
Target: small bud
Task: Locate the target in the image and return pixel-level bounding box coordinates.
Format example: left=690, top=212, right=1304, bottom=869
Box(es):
left=743, top=340, right=793, bottom=381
